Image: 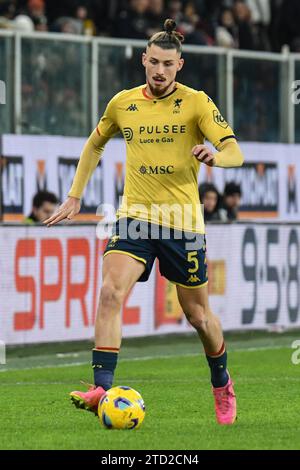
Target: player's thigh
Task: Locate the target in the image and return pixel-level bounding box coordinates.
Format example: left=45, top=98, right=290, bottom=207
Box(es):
left=176, top=283, right=211, bottom=316
left=158, top=231, right=208, bottom=289
left=102, top=252, right=146, bottom=294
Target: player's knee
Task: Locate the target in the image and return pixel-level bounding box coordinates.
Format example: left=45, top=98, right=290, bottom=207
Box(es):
left=100, top=282, right=126, bottom=311
left=185, top=305, right=209, bottom=332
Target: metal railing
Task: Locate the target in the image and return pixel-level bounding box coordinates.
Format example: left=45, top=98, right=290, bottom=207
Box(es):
left=0, top=30, right=299, bottom=142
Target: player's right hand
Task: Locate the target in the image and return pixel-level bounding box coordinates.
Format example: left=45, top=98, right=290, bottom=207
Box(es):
left=44, top=196, right=81, bottom=227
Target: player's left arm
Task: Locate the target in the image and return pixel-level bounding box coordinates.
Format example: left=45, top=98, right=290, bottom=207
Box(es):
left=194, top=92, right=244, bottom=168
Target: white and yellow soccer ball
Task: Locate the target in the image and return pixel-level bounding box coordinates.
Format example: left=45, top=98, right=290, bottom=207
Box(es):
left=98, top=386, right=146, bottom=430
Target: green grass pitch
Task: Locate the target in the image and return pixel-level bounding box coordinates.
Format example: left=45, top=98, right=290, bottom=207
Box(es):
left=1, top=333, right=300, bottom=450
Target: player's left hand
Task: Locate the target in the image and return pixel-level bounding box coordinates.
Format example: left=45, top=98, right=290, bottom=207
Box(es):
left=192, top=145, right=216, bottom=167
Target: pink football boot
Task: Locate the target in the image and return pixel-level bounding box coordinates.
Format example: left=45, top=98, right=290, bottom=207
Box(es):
left=70, top=383, right=106, bottom=415
left=212, top=375, right=237, bottom=425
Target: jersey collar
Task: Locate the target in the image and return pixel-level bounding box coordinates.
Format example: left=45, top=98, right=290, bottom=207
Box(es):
left=142, top=85, right=178, bottom=101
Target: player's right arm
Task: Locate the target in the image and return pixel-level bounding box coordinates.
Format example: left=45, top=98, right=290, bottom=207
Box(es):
left=44, top=94, right=120, bottom=227
left=44, top=130, right=109, bottom=226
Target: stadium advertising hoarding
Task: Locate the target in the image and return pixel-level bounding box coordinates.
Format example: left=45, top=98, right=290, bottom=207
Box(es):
left=1, top=135, right=300, bottom=221
left=202, top=141, right=300, bottom=220
left=0, top=223, right=299, bottom=345
left=0, top=156, right=24, bottom=219
left=223, top=162, right=279, bottom=218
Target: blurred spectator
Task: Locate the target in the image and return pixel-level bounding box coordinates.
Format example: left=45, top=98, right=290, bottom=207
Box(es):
left=0, top=0, right=295, bottom=52
left=147, top=0, right=166, bottom=37
left=52, top=15, right=82, bottom=34
left=183, top=1, right=212, bottom=45
left=269, top=0, right=283, bottom=51
left=0, top=0, right=16, bottom=19
left=200, top=0, right=227, bottom=38
left=26, top=0, right=45, bottom=19
left=33, top=15, right=47, bottom=30
left=246, top=0, right=271, bottom=50
left=25, top=0, right=48, bottom=30
left=167, top=0, right=183, bottom=24
left=75, top=4, right=96, bottom=36
left=0, top=0, right=16, bottom=28
left=13, top=0, right=48, bottom=31
left=216, top=8, right=238, bottom=48
left=278, top=0, right=300, bottom=52
left=114, top=0, right=150, bottom=40
left=42, top=0, right=79, bottom=24
left=167, top=0, right=209, bottom=45
left=221, top=182, right=242, bottom=221
left=13, top=13, right=34, bottom=30
left=25, top=190, right=59, bottom=224
left=233, top=0, right=255, bottom=49
left=199, top=182, right=227, bottom=222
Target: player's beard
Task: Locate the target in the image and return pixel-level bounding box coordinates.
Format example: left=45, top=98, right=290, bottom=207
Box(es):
left=148, top=79, right=175, bottom=97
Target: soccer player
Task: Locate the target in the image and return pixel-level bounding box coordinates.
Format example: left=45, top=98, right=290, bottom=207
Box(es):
left=45, top=19, right=244, bottom=425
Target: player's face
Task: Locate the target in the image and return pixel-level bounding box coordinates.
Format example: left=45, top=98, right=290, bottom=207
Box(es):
left=33, top=201, right=58, bottom=222
left=142, top=45, right=184, bottom=97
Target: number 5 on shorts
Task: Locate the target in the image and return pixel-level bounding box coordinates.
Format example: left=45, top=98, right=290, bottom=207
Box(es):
left=187, top=251, right=199, bottom=273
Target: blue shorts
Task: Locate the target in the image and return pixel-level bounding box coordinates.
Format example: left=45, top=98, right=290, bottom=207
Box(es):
left=103, top=218, right=208, bottom=288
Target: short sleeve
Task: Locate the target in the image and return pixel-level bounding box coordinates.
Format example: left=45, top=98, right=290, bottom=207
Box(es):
left=97, top=95, right=120, bottom=138
left=197, top=92, right=236, bottom=149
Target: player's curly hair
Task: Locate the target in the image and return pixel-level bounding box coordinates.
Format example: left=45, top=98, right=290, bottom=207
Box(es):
left=148, top=19, right=184, bottom=53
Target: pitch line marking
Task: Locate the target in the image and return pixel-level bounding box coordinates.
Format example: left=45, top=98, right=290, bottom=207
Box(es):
left=0, top=344, right=289, bottom=373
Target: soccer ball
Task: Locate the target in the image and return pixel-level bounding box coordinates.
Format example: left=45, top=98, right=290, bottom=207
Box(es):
left=98, top=386, right=145, bottom=430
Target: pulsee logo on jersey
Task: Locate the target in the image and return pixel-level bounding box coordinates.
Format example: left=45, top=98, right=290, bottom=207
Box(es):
left=139, top=124, right=186, bottom=135
left=123, top=124, right=187, bottom=144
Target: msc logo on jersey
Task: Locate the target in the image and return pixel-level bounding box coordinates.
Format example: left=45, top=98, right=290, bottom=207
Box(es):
left=213, top=110, right=228, bottom=129
left=173, top=98, right=183, bottom=114
left=126, top=104, right=138, bottom=111
left=123, top=127, right=133, bottom=142
left=139, top=165, right=175, bottom=175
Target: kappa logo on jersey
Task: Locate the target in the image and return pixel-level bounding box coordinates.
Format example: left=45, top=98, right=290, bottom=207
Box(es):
left=108, top=235, right=120, bottom=247
left=123, top=127, right=133, bottom=142
left=173, top=98, right=183, bottom=113
left=213, top=110, right=228, bottom=129
left=126, top=104, right=138, bottom=111
left=187, top=275, right=201, bottom=283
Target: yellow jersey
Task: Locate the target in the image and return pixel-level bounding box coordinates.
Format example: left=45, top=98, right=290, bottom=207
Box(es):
left=98, top=82, right=236, bottom=233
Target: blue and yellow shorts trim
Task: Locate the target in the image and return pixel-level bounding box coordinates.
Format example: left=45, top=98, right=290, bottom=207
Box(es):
left=104, top=218, right=208, bottom=288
